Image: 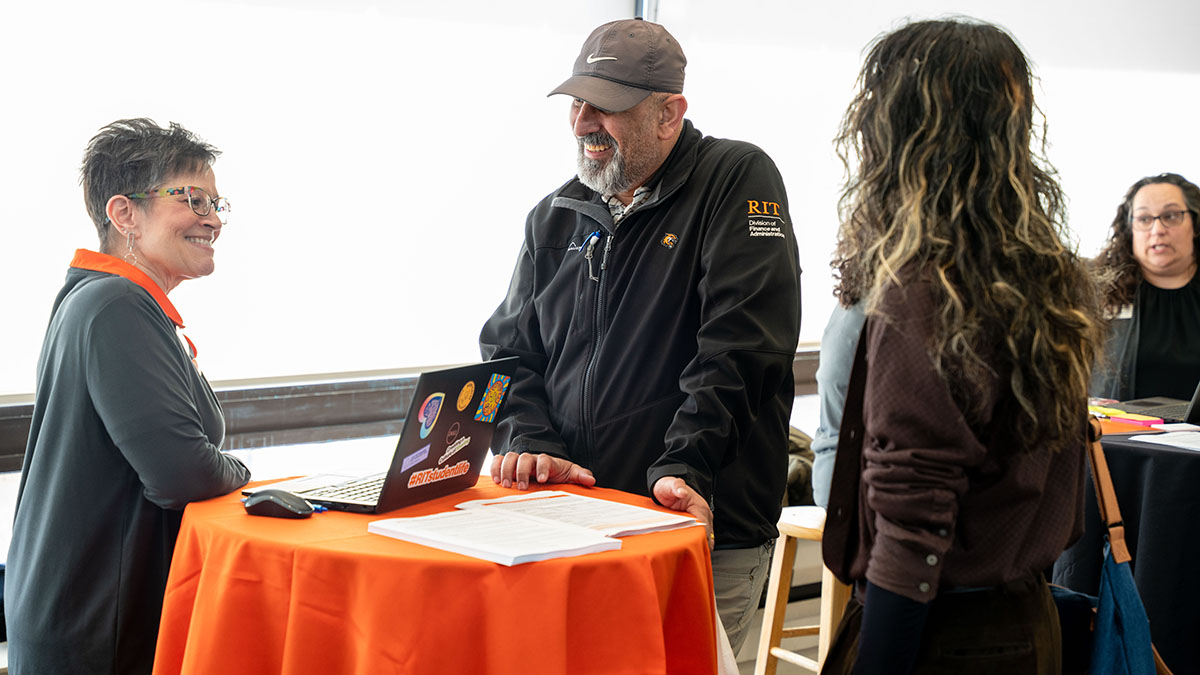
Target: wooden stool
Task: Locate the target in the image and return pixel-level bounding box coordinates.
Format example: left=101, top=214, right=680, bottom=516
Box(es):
left=753, top=506, right=852, bottom=674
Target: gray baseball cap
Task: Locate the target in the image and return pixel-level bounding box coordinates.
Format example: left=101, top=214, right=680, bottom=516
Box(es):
left=549, top=18, right=686, bottom=113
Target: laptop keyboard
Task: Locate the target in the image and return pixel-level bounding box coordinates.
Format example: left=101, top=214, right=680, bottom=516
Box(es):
left=1148, top=404, right=1188, bottom=422
left=305, top=475, right=385, bottom=503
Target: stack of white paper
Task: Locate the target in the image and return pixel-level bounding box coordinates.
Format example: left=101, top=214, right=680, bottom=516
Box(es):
left=368, top=491, right=698, bottom=566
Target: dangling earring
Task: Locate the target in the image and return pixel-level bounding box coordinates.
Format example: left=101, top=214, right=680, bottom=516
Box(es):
left=123, top=230, right=138, bottom=266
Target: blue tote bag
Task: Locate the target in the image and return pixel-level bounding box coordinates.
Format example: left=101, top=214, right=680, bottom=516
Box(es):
left=1068, top=418, right=1170, bottom=675
left=1091, top=541, right=1154, bottom=675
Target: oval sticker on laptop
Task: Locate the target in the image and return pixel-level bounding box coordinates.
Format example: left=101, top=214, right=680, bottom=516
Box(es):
left=457, top=381, right=475, bottom=411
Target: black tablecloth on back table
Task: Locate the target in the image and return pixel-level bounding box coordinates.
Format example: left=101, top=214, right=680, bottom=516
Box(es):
left=1053, top=434, right=1200, bottom=675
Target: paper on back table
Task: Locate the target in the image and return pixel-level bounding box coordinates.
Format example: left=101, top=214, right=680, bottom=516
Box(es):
left=1129, top=431, right=1200, bottom=451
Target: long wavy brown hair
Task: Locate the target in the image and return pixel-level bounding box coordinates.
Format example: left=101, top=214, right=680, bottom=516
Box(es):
left=1093, top=173, right=1200, bottom=312
left=831, top=19, right=1105, bottom=452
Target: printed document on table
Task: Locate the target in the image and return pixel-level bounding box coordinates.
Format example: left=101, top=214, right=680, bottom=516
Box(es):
left=1129, top=431, right=1200, bottom=452
left=367, top=509, right=620, bottom=566
left=455, top=490, right=698, bottom=537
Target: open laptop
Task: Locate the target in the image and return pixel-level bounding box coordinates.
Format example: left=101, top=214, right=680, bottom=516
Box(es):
left=244, top=357, right=518, bottom=513
left=1118, top=379, right=1200, bottom=424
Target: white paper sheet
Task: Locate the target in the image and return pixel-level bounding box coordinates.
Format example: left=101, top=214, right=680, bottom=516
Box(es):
left=368, top=509, right=620, bottom=566
left=1129, top=431, right=1200, bottom=451
left=456, top=490, right=698, bottom=537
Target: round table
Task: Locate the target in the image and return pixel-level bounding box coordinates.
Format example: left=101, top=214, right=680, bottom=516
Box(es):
left=152, top=478, right=718, bottom=675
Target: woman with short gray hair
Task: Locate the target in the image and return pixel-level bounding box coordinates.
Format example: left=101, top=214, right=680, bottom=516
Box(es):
left=5, top=118, right=250, bottom=674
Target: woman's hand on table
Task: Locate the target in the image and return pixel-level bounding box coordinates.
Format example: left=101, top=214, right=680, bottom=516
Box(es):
left=491, top=452, right=596, bottom=490
left=653, top=477, right=715, bottom=549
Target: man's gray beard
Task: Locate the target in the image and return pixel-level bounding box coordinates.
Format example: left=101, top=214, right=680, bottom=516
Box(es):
left=576, top=136, right=633, bottom=196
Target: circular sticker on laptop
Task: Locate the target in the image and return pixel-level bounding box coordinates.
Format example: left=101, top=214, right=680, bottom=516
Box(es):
left=457, top=381, right=475, bottom=411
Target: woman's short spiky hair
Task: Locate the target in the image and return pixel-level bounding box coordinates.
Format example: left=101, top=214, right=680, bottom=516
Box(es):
left=80, top=118, right=220, bottom=246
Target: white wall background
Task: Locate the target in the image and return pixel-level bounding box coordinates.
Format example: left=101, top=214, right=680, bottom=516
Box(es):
left=2, top=0, right=1198, bottom=395
left=656, top=0, right=1200, bottom=345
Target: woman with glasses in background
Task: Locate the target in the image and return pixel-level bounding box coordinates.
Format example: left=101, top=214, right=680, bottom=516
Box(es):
left=1091, top=173, right=1200, bottom=402
left=5, top=119, right=250, bottom=674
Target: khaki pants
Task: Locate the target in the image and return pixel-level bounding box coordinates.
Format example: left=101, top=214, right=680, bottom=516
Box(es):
left=712, top=542, right=774, bottom=656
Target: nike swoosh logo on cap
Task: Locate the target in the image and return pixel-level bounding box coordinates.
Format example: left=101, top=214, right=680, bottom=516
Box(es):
left=586, top=53, right=618, bottom=63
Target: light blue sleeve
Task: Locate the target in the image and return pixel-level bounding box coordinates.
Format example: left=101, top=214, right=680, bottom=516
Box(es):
left=810, top=302, right=866, bottom=507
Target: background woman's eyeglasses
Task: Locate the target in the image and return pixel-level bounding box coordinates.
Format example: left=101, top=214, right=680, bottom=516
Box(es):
left=1130, top=210, right=1190, bottom=231
left=126, top=186, right=231, bottom=224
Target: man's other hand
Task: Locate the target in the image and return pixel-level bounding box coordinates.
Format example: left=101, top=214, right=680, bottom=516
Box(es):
left=653, top=476, right=714, bottom=549
left=491, top=452, right=596, bottom=491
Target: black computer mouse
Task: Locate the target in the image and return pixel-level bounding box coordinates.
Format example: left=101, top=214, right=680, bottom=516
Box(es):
left=242, top=489, right=315, bottom=519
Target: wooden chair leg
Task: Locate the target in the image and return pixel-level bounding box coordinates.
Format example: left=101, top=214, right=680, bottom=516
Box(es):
left=816, top=565, right=852, bottom=668
left=754, top=533, right=798, bottom=675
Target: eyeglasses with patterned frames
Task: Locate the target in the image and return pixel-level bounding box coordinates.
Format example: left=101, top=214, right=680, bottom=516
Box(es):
left=126, top=186, right=231, bottom=224
left=1130, top=210, right=1191, bottom=231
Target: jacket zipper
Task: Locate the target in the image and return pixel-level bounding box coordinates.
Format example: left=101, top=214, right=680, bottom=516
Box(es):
left=580, top=232, right=614, bottom=467
left=582, top=231, right=601, bottom=281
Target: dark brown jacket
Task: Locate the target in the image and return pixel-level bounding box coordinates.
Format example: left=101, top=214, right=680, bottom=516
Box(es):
left=825, top=281, right=1086, bottom=602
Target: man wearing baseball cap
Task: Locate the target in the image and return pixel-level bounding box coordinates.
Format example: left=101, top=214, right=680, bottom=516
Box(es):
left=481, top=18, right=801, bottom=652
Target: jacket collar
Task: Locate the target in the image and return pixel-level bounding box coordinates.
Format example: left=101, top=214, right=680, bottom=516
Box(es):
left=646, top=118, right=701, bottom=205
left=70, top=249, right=185, bottom=328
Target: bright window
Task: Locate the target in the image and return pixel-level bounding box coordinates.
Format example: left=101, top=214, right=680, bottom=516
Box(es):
left=3, top=0, right=1198, bottom=395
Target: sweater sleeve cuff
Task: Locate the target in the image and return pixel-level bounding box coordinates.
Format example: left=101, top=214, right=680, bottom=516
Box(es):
left=864, top=532, right=946, bottom=602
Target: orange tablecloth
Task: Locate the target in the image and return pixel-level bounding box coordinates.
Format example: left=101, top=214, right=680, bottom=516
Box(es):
left=152, top=477, right=717, bottom=675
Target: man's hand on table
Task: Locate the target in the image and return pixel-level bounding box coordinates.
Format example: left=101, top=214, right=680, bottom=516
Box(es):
left=490, top=455, right=714, bottom=549
left=653, top=477, right=715, bottom=550
left=491, top=452, right=596, bottom=491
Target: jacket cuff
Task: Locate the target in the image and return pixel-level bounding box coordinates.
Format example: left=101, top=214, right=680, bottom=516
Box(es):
left=506, top=439, right=570, bottom=460
left=646, top=462, right=712, bottom=508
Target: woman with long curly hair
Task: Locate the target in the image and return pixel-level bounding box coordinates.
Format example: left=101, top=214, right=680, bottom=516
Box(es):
left=820, top=19, right=1106, bottom=674
left=1091, top=173, right=1199, bottom=401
